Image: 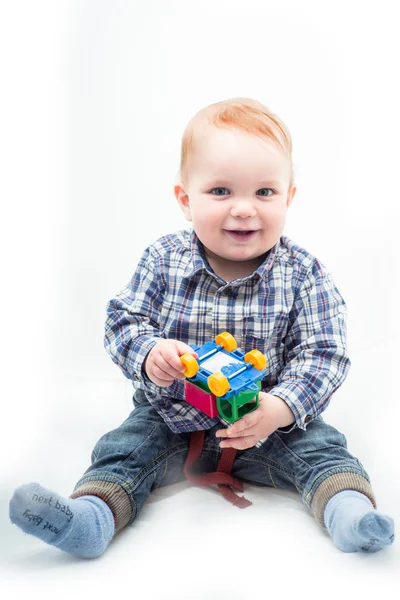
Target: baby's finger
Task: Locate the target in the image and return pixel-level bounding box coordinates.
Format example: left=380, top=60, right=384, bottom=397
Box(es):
left=150, top=373, right=175, bottom=387
left=160, top=347, right=190, bottom=376
left=219, top=407, right=259, bottom=438
left=151, top=351, right=185, bottom=381
left=175, top=341, right=198, bottom=358
left=155, top=354, right=186, bottom=380
left=152, top=362, right=182, bottom=383
left=219, top=434, right=258, bottom=450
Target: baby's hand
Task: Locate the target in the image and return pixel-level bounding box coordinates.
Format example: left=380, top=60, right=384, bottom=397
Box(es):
left=215, top=392, right=295, bottom=450
left=144, top=339, right=198, bottom=387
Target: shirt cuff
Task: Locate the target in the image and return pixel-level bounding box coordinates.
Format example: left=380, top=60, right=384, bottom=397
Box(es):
left=127, top=335, right=161, bottom=391
left=269, top=382, right=316, bottom=431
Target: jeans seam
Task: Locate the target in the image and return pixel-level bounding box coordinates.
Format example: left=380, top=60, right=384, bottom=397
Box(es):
left=126, top=442, right=188, bottom=489
left=272, top=431, right=314, bottom=470
left=80, top=442, right=188, bottom=495
left=117, top=423, right=158, bottom=469
left=268, top=467, right=277, bottom=488
left=237, top=453, right=296, bottom=479
left=76, top=442, right=188, bottom=516
left=238, top=429, right=313, bottom=479
left=159, top=458, right=168, bottom=483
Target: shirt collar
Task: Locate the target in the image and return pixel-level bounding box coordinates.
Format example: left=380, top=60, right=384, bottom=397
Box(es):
left=184, top=228, right=280, bottom=282
left=253, top=237, right=281, bottom=280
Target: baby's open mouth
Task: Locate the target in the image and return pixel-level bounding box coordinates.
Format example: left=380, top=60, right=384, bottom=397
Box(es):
left=225, top=229, right=258, bottom=240
left=226, top=229, right=256, bottom=235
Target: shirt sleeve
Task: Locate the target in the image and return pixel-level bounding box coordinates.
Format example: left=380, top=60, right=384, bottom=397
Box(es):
left=104, top=245, right=162, bottom=393
left=269, top=261, right=351, bottom=431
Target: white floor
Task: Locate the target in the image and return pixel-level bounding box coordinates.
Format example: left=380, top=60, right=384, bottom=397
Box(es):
left=1, top=338, right=399, bottom=599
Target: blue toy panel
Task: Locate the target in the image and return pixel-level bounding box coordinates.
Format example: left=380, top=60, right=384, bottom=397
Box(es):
left=188, top=340, right=267, bottom=400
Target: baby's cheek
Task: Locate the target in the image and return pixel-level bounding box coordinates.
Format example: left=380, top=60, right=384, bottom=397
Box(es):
left=266, top=204, right=286, bottom=221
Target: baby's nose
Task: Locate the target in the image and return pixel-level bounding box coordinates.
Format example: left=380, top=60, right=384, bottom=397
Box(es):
left=230, top=200, right=257, bottom=217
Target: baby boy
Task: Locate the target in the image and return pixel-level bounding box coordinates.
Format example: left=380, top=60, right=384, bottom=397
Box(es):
left=10, top=98, right=394, bottom=558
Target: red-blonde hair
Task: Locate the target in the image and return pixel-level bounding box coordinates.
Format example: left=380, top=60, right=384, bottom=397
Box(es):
left=179, top=97, right=294, bottom=189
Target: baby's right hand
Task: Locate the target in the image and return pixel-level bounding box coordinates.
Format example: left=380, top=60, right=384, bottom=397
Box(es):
left=143, top=339, right=198, bottom=387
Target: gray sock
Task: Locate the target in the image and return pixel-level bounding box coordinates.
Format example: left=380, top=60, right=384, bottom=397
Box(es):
left=10, top=482, right=115, bottom=558
left=324, top=490, right=395, bottom=553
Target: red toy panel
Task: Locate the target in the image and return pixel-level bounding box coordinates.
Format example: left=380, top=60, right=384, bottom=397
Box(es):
left=184, top=381, right=219, bottom=418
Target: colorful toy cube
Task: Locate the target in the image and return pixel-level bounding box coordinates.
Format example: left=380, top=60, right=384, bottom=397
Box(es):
left=180, top=332, right=268, bottom=423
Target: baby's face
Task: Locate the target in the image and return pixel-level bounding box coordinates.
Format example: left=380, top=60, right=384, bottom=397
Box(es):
left=176, top=126, right=295, bottom=280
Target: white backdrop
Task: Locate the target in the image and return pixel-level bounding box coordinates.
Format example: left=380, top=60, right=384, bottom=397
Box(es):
left=1, top=0, right=399, bottom=596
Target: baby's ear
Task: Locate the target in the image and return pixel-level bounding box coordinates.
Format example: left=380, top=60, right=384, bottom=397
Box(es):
left=174, top=184, right=192, bottom=221
left=286, top=185, right=296, bottom=208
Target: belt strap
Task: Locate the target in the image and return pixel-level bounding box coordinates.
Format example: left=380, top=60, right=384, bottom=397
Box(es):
left=183, top=430, right=252, bottom=509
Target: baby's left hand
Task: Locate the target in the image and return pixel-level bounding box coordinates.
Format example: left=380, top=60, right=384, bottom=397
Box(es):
left=215, top=392, right=295, bottom=450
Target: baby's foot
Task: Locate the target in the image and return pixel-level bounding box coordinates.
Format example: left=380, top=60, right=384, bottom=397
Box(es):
left=324, top=490, right=394, bottom=553
left=9, top=482, right=115, bottom=558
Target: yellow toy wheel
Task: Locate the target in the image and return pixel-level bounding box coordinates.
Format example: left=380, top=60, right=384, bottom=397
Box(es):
left=215, top=332, right=237, bottom=352
left=180, top=353, right=199, bottom=378
left=244, top=349, right=267, bottom=370
left=208, top=372, right=230, bottom=397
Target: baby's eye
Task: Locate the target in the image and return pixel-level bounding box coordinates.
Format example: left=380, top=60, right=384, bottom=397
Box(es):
left=257, top=188, right=275, bottom=197
left=210, top=187, right=229, bottom=196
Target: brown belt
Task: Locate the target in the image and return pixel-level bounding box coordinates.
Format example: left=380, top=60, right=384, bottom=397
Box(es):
left=183, top=430, right=252, bottom=508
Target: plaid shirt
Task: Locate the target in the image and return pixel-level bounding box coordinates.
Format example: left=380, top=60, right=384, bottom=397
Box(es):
left=104, top=229, right=350, bottom=434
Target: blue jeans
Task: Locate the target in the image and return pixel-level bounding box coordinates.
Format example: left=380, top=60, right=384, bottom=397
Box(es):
left=72, top=391, right=374, bottom=532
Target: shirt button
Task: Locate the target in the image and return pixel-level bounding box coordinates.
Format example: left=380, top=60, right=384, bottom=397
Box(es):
left=133, top=373, right=141, bottom=382
left=304, top=415, right=311, bottom=424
